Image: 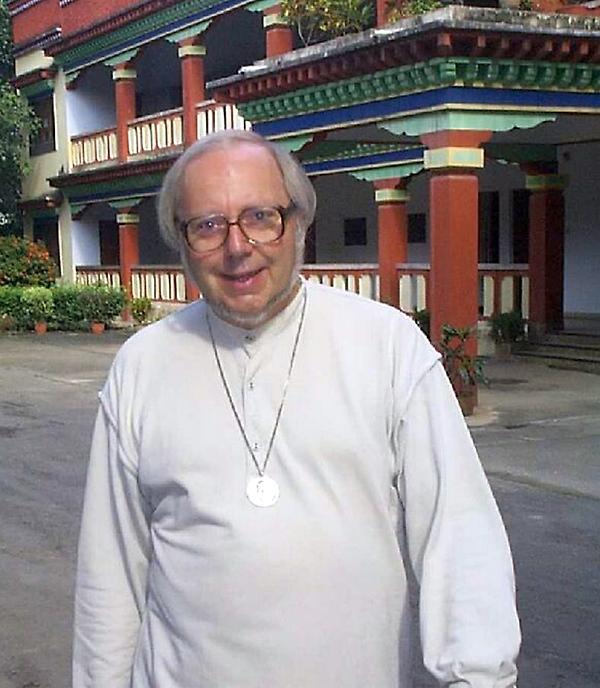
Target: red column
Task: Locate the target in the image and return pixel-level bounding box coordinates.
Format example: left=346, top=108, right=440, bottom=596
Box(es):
left=526, top=173, right=566, bottom=338
left=374, top=179, right=408, bottom=308
left=264, top=6, right=293, bottom=57
left=376, top=0, right=388, bottom=26
left=428, top=173, right=480, bottom=355
left=421, top=130, right=492, bottom=354
left=113, top=62, right=136, bottom=163
left=179, top=39, right=206, bottom=147
left=116, top=210, right=140, bottom=312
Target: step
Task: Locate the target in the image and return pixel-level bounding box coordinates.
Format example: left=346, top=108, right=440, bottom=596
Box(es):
left=515, top=344, right=600, bottom=360
left=513, top=349, right=600, bottom=374
left=541, top=333, right=600, bottom=350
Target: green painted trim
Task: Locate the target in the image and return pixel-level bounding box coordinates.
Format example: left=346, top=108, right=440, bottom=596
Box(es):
left=263, top=13, right=288, bottom=28
left=239, top=57, right=600, bottom=126
left=109, top=198, right=144, bottom=211
left=31, top=208, right=59, bottom=219
left=116, top=212, right=140, bottom=224
left=375, top=188, right=410, bottom=203
left=104, top=49, right=140, bottom=67
left=70, top=203, right=87, bottom=217
left=246, top=0, right=278, bottom=12
left=60, top=173, right=164, bottom=204
left=275, top=134, right=313, bottom=152
left=165, top=20, right=211, bottom=43
left=22, top=80, right=54, bottom=99
left=299, top=141, right=409, bottom=164
left=350, top=162, right=423, bottom=181
left=424, top=146, right=484, bottom=169
left=525, top=174, right=568, bottom=191
left=56, top=0, right=249, bottom=73
left=380, top=110, right=556, bottom=137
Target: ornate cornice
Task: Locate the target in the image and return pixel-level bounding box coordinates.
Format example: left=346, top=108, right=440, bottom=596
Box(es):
left=212, top=6, right=600, bottom=104
left=236, top=56, right=600, bottom=125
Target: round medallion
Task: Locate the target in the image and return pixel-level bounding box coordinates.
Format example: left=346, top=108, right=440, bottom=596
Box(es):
left=246, top=476, right=280, bottom=507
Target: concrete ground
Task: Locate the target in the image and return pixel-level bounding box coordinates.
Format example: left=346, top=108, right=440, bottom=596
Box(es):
left=0, top=330, right=599, bottom=687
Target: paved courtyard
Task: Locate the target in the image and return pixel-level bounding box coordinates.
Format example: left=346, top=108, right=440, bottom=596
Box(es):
left=0, top=330, right=599, bottom=688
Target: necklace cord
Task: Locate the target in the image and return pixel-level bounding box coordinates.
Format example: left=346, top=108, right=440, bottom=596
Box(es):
left=206, top=288, right=308, bottom=477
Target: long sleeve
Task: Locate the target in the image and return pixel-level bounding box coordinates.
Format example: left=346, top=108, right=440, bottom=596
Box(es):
left=396, top=361, right=520, bottom=687
left=73, top=396, right=152, bottom=688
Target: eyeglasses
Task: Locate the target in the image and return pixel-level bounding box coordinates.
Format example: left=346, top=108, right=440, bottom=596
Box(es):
left=181, top=204, right=295, bottom=254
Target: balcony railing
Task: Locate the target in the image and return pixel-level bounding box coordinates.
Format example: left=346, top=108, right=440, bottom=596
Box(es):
left=75, top=266, right=121, bottom=288
left=196, top=100, right=250, bottom=138
left=74, top=263, right=529, bottom=320
left=128, top=108, right=184, bottom=159
left=70, top=128, right=118, bottom=170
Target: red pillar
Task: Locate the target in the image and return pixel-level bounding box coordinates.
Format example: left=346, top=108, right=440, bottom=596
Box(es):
left=116, top=210, right=140, bottom=312
left=264, top=6, right=293, bottom=57
left=113, top=62, right=136, bottom=163
left=179, top=39, right=206, bottom=147
left=526, top=174, right=566, bottom=338
left=374, top=179, right=408, bottom=308
left=376, top=0, right=388, bottom=26
left=421, top=130, right=492, bottom=354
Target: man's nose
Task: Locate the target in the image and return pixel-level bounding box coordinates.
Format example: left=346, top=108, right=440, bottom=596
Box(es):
left=223, top=222, right=252, bottom=256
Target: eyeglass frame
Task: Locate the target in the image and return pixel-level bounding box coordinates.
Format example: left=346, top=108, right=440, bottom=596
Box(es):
left=179, top=203, right=296, bottom=254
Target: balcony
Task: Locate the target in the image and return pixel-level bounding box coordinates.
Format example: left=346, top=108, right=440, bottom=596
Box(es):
left=69, top=101, right=249, bottom=172
left=76, top=263, right=529, bottom=320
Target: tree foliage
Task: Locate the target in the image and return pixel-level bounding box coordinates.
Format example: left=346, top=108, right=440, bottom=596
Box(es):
left=0, top=0, right=38, bottom=236
left=281, top=0, right=375, bottom=47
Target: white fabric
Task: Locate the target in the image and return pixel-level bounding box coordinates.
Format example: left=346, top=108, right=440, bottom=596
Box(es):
left=73, top=281, right=520, bottom=687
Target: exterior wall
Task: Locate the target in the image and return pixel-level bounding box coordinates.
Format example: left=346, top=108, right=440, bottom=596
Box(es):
left=72, top=215, right=101, bottom=267
left=312, top=174, right=378, bottom=263
left=10, top=0, right=58, bottom=46
left=66, top=64, right=115, bottom=136
left=563, top=142, right=600, bottom=314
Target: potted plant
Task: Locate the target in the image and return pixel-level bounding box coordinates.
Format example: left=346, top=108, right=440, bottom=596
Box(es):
left=21, top=286, right=54, bottom=334
left=131, top=297, right=153, bottom=326
left=488, top=310, right=525, bottom=359
left=80, top=285, right=126, bottom=333
left=439, top=324, right=487, bottom=416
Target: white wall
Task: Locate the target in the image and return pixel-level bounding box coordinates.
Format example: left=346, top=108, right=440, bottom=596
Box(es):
left=66, top=63, right=115, bottom=137
left=563, top=143, right=600, bottom=314
left=71, top=204, right=114, bottom=266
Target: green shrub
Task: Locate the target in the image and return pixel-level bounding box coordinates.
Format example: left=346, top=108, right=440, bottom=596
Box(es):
left=0, top=285, right=26, bottom=329
left=412, top=308, right=430, bottom=339
left=0, top=235, right=58, bottom=287
left=488, top=310, right=525, bottom=344
left=78, top=284, right=126, bottom=325
left=131, top=297, right=152, bottom=325
left=21, top=286, right=54, bottom=327
left=52, top=285, right=88, bottom=330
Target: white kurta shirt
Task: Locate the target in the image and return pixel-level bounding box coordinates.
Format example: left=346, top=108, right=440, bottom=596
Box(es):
left=73, top=281, right=520, bottom=688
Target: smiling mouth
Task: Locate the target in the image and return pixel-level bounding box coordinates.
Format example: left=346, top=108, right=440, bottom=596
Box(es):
left=223, top=268, right=264, bottom=283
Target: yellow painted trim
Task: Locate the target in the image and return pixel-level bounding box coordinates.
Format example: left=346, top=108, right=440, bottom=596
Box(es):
left=116, top=213, right=140, bottom=225
left=178, top=45, right=207, bottom=58
left=525, top=174, right=568, bottom=191
left=375, top=189, right=410, bottom=204
left=112, top=68, right=137, bottom=81
left=424, top=147, right=484, bottom=170
left=263, top=13, right=289, bottom=28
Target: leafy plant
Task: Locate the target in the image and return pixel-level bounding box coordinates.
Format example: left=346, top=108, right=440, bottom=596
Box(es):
left=412, top=308, right=430, bottom=339
left=386, top=0, right=442, bottom=21
left=20, top=286, right=53, bottom=326
left=281, top=0, right=374, bottom=46
left=79, top=284, right=126, bottom=325
left=0, top=235, right=57, bottom=286
left=439, top=325, right=487, bottom=390
left=0, top=284, right=26, bottom=329
left=131, top=297, right=152, bottom=325
left=488, top=310, right=525, bottom=344
left=51, top=285, right=88, bottom=330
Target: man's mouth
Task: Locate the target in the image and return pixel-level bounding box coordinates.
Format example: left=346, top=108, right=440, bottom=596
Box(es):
left=223, top=268, right=264, bottom=285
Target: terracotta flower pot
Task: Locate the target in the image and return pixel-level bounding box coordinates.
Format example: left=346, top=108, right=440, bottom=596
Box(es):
left=90, top=321, right=105, bottom=335
left=457, top=384, right=478, bottom=417
left=34, top=321, right=48, bottom=335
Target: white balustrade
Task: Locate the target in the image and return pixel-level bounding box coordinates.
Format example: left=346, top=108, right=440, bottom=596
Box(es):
left=128, top=110, right=183, bottom=157
left=131, top=268, right=187, bottom=302
left=302, top=264, right=379, bottom=300
left=75, top=267, right=121, bottom=289
left=196, top=101, right=251, bottom=138
left=70, top=129, right=118, bottom=170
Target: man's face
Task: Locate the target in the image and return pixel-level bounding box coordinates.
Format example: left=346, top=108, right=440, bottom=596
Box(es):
left=179, top=143, right=300, bottom=328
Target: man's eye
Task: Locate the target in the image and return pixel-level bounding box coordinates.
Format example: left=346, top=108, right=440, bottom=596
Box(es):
left=196, top=218, right=222, bottom=233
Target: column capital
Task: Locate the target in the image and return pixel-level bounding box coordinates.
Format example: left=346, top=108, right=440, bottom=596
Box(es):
left=424, top=147, right=484, bottom=171
left=112, top=66, right=137, bottom=81
left=420, top=129, right=493, bottom=150
left=375, top=188, right=410, bottom=204
left=263, top=12, right=289, bottom=28
left=178, top=44, right=206, bottom=59
left=116, top=213, right=140, bottom=225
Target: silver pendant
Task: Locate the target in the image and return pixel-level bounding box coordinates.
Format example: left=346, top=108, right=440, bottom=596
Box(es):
left=246, top=476, right=280, bottom=507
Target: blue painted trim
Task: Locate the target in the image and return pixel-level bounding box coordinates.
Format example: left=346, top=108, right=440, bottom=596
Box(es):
left=62, top=0, right=256, bottom=72
left=303, top=147, right=424, bottom=174
left=69, top=184, right=162, bottom=204
left=253, top=87, right=600, bottom=137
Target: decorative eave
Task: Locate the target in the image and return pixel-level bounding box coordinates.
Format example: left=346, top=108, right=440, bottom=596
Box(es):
left=12, top=67, right=57, bottom=90
left=18, top=191, right=63, bottom=212
left=211, top=5, right=600, bottom=104
left=48, top=155, right=176, bottom=204
left=13, top=26, right=62, bottom=57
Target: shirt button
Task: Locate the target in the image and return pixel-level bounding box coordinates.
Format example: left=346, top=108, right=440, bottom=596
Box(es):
left=248, top=381, right=255, bottom=390
left=245, top=334, right=255, bottom=342
left=253, top=442, right=259, bottom=451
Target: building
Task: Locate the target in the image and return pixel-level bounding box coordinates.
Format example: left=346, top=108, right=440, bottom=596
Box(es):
left=9, top=0, right=600, bottom=351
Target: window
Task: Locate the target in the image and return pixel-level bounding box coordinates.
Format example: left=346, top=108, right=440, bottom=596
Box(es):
left=479, top=191, right=499, bottom=263
left=30, top=95, right=56, bottom=156
left=408, top=213, right=427, bottom=243
left=512, top=189, right=530, bottom=264
left=343, top=217, right=367, bottom=246
left=33, top=217, right=60, bottom=273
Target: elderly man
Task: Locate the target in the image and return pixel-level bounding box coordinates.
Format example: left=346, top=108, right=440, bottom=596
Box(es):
left=73, top=130, right=520, bottom=687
